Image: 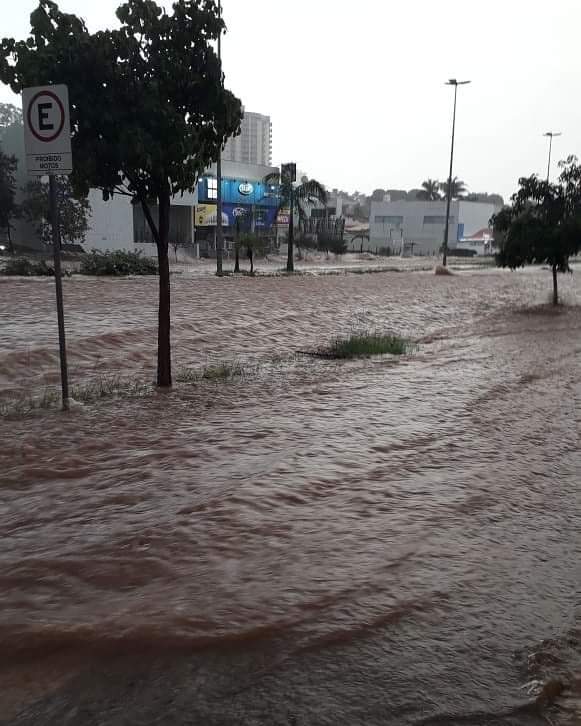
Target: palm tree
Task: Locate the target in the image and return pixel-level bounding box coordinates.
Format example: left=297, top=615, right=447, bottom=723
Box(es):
left=264, top=171, right=328, bottom=272
left=417, top=179, right=441, bottom=201
left=440, top=177, right=467, bottom=199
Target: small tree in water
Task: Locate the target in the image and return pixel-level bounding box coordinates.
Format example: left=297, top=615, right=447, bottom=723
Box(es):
left=492, top=156, right=581, bottom=305
left=1, top=0, right=242, bottom=386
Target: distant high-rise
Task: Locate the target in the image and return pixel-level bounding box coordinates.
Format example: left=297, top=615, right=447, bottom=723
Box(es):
left=222, top=111, right=272, bottom=167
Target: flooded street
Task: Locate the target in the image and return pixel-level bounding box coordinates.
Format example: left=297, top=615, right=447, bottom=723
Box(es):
left=1, top=267, right=580, bottom=725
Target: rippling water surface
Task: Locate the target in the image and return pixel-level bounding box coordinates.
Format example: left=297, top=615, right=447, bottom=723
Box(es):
left=1, top=267, right=580, bottom=725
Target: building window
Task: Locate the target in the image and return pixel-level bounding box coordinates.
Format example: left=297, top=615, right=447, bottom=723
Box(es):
left=207, top=178, right=218, bottom=200
left=423, top=215, right=454, bottom=225
left=374, top=215, right=403, bottom=225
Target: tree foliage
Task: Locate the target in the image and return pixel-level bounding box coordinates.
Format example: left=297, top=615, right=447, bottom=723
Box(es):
left=0, top=148, right=19, bottom=253
left=465, top=191, right=504, bottom=206
left=0, top=0, right=242, bottom=386
left=21, top=177, right=90, bottom=246
left=264, top=171, right=327, bottom=271
left=492, top=156, right=581, bottom=304
left=417, top=179, right=441, bottom=201
left=0, top=103, right=22, bottom=132
left=440, top=177, right=467, bottom=199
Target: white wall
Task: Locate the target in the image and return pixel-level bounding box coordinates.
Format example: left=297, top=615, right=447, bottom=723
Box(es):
left=457, top=201, right=498, bottom=238
left=85, top=191, right=134, bottom=252
left=370, top=200, right=460, bottom=254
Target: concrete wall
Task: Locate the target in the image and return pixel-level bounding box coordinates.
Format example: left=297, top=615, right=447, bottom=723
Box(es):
left=370, top=200, right=460, bottom=254
left=457, top=201, right=498, bottom=238
left=369, top=200, right=500, bottom=255
left=85, top=191, right=134, bottom=252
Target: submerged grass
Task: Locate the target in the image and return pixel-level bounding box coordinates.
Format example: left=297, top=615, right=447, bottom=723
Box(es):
left=318, top=332, right=412, bottom=359
left=0, top=375, right=151, bottom=418
left=176, top=360, right=253, bottom=384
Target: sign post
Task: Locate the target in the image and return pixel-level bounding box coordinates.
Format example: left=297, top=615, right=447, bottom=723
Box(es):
left=23, top=84, right=72, bottom=411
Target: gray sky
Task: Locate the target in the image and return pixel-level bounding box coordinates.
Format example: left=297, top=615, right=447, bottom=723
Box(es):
left=1, top=0, right=579, bottom=199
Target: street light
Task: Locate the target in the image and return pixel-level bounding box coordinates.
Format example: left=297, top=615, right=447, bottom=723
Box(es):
left=442, top=78, right=471, bottom=267
left=543, top=131, right=562, bottom=182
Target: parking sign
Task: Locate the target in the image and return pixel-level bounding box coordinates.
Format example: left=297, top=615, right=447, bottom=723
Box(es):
left=23, top=84, right=72, bottom=175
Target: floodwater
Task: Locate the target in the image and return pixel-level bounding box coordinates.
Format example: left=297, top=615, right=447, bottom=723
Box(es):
left=0, top=266, right=580, bottom=725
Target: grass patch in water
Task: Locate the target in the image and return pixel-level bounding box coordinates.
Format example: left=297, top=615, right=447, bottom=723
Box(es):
left=320, top=333, right=411, bottom=359
left=176, top=360, right=251, bottom=384
left=0, top=375, right=151, bottom=417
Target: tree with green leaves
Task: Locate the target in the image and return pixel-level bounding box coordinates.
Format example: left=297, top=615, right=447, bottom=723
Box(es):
left=440, top=177, right=467, bottom=199
left=21, top=177, right=90, bottom=247
left=492, top=156, right=581, bottom=305
left=0, top=103, right=22, bottom=131
left=1, top=0, right=242, bottom=387
left=417, top=179, right=441, bottom=201
left=264, top=172, right=327, bottom=272
left=0, top=149, right=19, bottom=254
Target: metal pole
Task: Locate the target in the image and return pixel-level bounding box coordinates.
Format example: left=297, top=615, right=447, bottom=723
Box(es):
left=544, top=132, right=562, bottom=183
left=442, top=84, right=458, bottom=268
left=287, top=184, right=294, bottom=272
left=215, top=0, right=223, bottom=275
left=49, top=175, right=69, bottom=411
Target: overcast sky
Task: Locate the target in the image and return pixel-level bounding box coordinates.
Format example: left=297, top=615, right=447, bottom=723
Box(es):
left=1, top=0, right=579, bottom=199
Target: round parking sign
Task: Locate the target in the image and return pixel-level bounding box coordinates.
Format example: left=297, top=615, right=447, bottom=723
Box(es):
left=27, top=89, right=66, bottom=143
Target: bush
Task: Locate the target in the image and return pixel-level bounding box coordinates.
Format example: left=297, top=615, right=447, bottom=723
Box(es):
left=1, top=257, right=55, bottom=276
left=322, top=333, right=411, bottom=359
left=80, top=250, right=158, bottom=276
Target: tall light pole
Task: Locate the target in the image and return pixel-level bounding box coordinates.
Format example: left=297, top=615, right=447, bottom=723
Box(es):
left=543, top=131, right=562, bottom=182
left=215, top=0, right=224, bottom=275
left=442, top=78, right=470, bottom=267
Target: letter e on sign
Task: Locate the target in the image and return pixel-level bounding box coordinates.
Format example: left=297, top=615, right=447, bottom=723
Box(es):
left=23, top=84, right=73, bottom=176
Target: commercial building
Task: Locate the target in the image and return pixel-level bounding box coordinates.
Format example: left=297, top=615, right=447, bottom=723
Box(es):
left=222, top=111, right=272, bottom=167
left=369, top=199, right=500, bottom=255
left=194, top=160, right=280, bottom=256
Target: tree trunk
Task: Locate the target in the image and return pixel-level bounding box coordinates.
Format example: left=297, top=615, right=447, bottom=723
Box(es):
left=552, top=264, right=559, bottom=306
left=287, top=192, right=294, bottom=273
left=7, top=223, right=14, bottom=256
left=157, top=189, right=172, bottom=387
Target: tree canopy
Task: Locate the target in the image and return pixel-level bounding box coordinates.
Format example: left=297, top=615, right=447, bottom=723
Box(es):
left=417, top=179, right=441, bottom=201
left=264, top=172, right=327, bottom=272
left=492, top=156, right=581, bottom=304
left=0, top=0, right=242, bottom=386
left=21, top=177, right=90, bottom=247
left=440, top=177, right=467, bottom=199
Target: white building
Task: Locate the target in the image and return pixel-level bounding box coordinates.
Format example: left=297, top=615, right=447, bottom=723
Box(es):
left=85, top=159, right=279, bottom=256
left=369, top=199, right=501, bottom=255
left=222, top=111, right=272, bottom=167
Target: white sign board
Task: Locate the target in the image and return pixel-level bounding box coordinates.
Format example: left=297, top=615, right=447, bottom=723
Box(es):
left=23, top=84, right=72, bottom=176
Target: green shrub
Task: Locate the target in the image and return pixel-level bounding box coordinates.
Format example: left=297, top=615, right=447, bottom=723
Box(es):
left=1, top=257, right=55, bottom=276
left=80, top=250, right=158, bottom=276
left=322, top=333, right=411, bottom=359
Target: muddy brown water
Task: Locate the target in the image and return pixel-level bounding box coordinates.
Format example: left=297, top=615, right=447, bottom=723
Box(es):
left=0, top=267, right=580, bottom=725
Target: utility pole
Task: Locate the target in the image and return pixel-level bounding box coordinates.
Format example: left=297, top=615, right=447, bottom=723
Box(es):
left=282, top=163, right=296, bottom=272
left=544, top=131, right=562, bottom=182
left=442, top=78, right=470, bottom=267
left=215, top=0, right=224, bottom=275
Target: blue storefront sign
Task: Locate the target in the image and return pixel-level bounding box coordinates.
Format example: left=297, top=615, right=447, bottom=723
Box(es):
left=199, top=177, right=280, bottom=212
